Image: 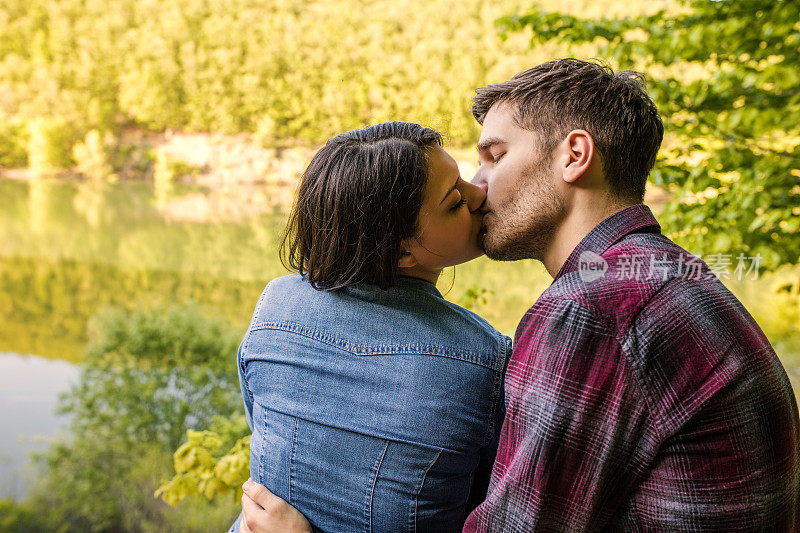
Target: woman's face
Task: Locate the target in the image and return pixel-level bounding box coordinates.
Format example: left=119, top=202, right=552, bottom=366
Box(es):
left=401, top=145, right=486, bottom=276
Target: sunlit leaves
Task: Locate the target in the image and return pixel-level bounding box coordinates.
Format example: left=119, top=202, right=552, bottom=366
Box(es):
left=156, top=420, right=251, bottom=507
left=500, top=0, right=800, bottom=270
left=1, top=0, right=543, bottom=157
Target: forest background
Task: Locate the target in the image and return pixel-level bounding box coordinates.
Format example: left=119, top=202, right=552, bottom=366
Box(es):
left=1, top=0, right=798, bottom=530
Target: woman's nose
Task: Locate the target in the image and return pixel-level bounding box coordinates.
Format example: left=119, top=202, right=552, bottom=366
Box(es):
left=462, top=180, right=487, bottom=213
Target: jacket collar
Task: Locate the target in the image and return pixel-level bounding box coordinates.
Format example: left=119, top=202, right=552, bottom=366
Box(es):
left=553, top=204, right=662, bottom=282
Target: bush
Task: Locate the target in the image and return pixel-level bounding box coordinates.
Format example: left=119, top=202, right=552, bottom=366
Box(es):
left=0, top=499, right=63, bottom=532
left=24, top=302, right=243, bottom=531
left=0, top=116, right=29, bottom=168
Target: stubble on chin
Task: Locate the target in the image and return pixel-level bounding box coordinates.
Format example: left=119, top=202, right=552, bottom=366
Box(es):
left=480, top=209, right=553, bottom=262
left=479, top=164, right=566, bottom=262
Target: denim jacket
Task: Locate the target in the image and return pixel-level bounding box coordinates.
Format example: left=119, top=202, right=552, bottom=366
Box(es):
left=231, top=273, right=511, bottom=532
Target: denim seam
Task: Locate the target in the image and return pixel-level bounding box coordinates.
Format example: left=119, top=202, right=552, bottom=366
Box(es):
left=486, top=336, right=511, bottom=445
left=248, top=321, right=503, bottom=370
left=245, top=282, right=271, bottom=352
left=411, top=448, right=442, bottom=532
left=289, top=417, right=299, bottom=504
left=486, top=372, right=501, bottom=447
left=365, top=440, right=389, bottom=533
left=258, top=407, right=265, bottom=484
left=239, top=283, right=266, bottom=400
left=485, top=334, right=504, bottom=444
left=239, top=341, right=255, bottom=417
left=265, top=407, right=464, bottom=454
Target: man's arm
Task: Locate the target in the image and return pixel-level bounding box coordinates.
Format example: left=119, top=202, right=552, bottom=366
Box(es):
left=464, top=298, right=658, bottom=532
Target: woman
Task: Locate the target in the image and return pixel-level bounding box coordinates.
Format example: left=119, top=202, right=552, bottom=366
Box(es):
left=230, top=122, right=510, bottom=532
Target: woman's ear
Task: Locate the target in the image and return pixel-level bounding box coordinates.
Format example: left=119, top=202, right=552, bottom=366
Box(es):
left=398, top=240, right=418, bottom=268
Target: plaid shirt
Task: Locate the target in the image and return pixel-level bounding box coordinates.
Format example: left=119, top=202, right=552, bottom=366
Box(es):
left=464, top=204, right=800, bottom=532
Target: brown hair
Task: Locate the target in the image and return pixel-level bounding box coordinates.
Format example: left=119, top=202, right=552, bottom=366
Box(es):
left=472, top=58, right=663, bottom=203
left=280, top=122, right=443, bottom=291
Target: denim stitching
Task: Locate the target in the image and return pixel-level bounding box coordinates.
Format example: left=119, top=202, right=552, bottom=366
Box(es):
left=486, top=335, right=511, bottom=445
left=265, top=407, right=464, bottom=454
left=365, top=440, right=389, bottom=533
left=289, top=417, right=299, bottom=503
left=258, top=406, right=265, bottom=484
left=411, top=448, right=442, bottom=532
left=238, top=342, right=255, bottom=418
left=248, top=321, right=503, bottom=370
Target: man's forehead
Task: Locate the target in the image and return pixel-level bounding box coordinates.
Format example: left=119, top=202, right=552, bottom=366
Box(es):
left=478, top=105, right=518, bottom=145
left=478, top=102, right=543, bottom=148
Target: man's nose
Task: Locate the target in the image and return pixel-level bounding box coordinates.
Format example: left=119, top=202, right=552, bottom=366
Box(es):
left=470, top=170, right=488, bottom=191
left=470, top=168, right=486, bottom=185
left=462, top=180, right=487, bottom=213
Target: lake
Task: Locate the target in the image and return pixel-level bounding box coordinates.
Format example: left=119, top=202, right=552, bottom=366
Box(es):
left=1, top=175, right=798, bottom=498
left=0, top=352, right=78, bottom=498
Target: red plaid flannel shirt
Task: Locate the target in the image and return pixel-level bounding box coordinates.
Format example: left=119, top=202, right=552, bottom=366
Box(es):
left=464, top=204, right=800, bottom=531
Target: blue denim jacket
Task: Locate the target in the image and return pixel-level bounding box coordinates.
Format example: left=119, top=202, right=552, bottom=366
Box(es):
left=230, top=273, right=510, bottom=532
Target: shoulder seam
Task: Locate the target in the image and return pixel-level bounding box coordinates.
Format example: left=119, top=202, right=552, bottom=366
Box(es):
left=524, top=295, right=661, bottom=437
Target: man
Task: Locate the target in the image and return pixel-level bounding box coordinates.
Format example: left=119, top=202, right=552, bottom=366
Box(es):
left=237, top=59, right=800, bottom=531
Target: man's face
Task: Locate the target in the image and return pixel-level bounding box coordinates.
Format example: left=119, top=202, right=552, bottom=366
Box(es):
left=472, top=103, right=567, bottom=261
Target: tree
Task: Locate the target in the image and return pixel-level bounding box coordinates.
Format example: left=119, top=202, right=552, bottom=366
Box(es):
left=499, top=0, right=800, bottom=272
left=29, top=303, right=243, bottom=531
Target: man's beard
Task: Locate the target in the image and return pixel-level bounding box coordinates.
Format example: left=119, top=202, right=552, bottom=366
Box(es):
left=479, top=156, right=566, bottom=262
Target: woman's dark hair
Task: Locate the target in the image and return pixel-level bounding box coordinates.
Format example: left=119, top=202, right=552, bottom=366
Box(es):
left=280, top=121, right=443, bottom=291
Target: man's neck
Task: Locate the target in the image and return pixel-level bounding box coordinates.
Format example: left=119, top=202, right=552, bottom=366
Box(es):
left=542, top=198, right=633, bottom=278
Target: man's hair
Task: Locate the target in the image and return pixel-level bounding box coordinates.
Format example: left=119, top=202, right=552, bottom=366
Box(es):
left=472, top=58, right=663, bottom=203
left=281, top=122, right=442, bottom=291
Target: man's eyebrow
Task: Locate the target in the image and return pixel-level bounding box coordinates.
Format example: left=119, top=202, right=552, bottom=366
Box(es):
left=440, top=175, right=460, bottom=205
left=477, top=137, right=506, bottom=152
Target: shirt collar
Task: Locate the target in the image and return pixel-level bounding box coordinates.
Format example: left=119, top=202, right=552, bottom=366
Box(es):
left=395, top=275, right=443, bottom=298
left=343, top=275, right=443, bottom=299
left=553, top=204, right=662, bottom=282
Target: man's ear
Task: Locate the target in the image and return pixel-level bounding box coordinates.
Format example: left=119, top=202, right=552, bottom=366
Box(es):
left=561, top=129, right=595, bottom=184
left=398, top=241, right=418, bottom=268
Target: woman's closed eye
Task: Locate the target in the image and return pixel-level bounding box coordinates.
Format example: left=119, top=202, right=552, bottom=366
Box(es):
left=450, top=198, right=467, bottom=211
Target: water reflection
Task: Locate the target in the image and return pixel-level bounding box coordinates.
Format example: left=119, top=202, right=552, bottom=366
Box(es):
left=0, top=174, right=799, bottom=504
left=2, top=176, right=799, bottom=362
left=0, top=352, right=78, bottom=499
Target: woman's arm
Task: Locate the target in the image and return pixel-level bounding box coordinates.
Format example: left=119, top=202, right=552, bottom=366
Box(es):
left=239, top=480, right=312, bottom=533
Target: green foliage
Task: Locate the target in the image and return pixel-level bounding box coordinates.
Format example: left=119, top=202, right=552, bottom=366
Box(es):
left=155, top=416, right=251, bottom=507
left=456, top=283, right=494, bottom=310
left=27, top=116, right=76, bottom=174
left=0, top=114, right=28, bottom=168
left=0, top=0, right=541, bottom=163
left=27, top=303, right=242, bottom=531
left=71, top=303, right=242, bottom=449
left=153, top=151, right=200, bottom=185
left=498, top=0, right=800, bottom=271
left=0, top=499, right=64, bottom=532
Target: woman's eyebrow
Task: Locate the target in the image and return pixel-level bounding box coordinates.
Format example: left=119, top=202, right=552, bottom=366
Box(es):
left=440, top=175, right=460, bottom=205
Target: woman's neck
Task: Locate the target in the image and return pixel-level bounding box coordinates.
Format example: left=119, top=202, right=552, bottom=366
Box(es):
left=397, top=265, right=441, bottom=285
